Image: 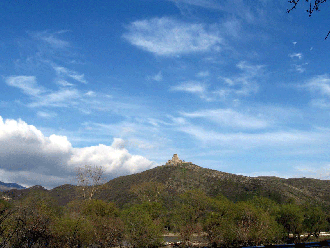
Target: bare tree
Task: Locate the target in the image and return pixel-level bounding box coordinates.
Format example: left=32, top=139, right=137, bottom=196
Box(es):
left=76, top=165, right=105, bottom=200
left=287, top=0, right=330, bottom=39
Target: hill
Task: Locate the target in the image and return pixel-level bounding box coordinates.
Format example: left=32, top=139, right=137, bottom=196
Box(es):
left=3, top=162, right=330, bottom=208
left=97, top=163, right=330, bottom=208
left=0, top=181, right=26, bottom=192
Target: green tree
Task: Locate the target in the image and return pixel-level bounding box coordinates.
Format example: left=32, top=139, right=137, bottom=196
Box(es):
left=130, top=181, right=166, bottom=203
left=0, top=199, right=14, bottom=246
left=172, top=190, right=212, bottom=246
left=80, top=199, right=124, bottom=247
left=276, top=203, right=304, bottom=241
left=121, top=203, right=164, bottom=248
left=233, top=202, right=284, bottom=246
left=1, top=191, right=61, bottom=248
left=302, top=204, right=327, bottom=239
left=50, top=214, right=95, bottom=248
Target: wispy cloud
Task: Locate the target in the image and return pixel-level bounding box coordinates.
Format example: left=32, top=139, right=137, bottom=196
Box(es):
left=179, top=124, right=326, bottom=149
left=29, top=88, right=81, bottom=108
left=181, top=108, right=270, bottom=129
left=171, top=61, right=263, bottom=101
left=171, top=81, right=211, bottom=100
left=302, top=75, right=330, bottom=108
left=5, top=76, right=45, bottom=97
left=30, top=30, right=70, bottom=49
left=37, top=111, right=57, bottom=118
left=85, top=90, right=96, bottom=97
left=288, top=52, right=307, bottom=73
left=305, top=74, right=330, bottom=96
left=168, top=0, right=223, bottom=10
left=196, top=70, right=209, bottom=77
left=148, top=71, right=163, bottom=82
left=5, top=75, right=82, bottom=108
left=54, top=66, right=88, bottom=84
left=123, top=17, right=223, bottom=56
left=289, top=53, right=303, bottom=60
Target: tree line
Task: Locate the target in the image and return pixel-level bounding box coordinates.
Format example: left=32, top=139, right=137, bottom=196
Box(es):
left=1, top=181, right=329, bottom=248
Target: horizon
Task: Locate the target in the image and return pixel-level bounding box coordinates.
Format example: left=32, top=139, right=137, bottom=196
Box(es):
left=1, top=157, right=329, bottom=191
left=1, top=1, right=330, bottom=189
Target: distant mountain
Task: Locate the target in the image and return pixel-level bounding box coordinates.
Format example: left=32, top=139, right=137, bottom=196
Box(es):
left=0, top=181, right=26, bottom=192
left=3, top=163, right=330, bottom=209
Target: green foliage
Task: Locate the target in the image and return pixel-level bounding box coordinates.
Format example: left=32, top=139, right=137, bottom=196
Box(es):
left=80, top=199, right=124, bottom=247
left=247, top=196, right=280, bottom=215
left=50, top=215, right=95, bottom=247
left=1, top=192, right=61, bottom=248
left=302, top=204, right=327, bottom=238
left=276, top=203, right=304, bottom=241
left=203, top=211, right=236, bottom=247
left=122, top=203, right=164, bottom=248
left=130, top=181, right=166, bottom=203
left=232, top=202, right=284, bottom=246
left=81, top=199, right=119, bottom=218
left=2, top=164, right=330, bottom=247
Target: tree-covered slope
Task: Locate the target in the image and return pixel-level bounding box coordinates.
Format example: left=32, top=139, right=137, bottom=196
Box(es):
left=3, top=163, right=330, bottom=209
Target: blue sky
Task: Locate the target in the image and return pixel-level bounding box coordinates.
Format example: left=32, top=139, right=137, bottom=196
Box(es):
left=1, top=0, right=330, bottom=188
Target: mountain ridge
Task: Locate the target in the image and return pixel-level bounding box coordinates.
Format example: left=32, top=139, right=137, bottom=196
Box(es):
left=0, top=181, right=26, bottom=192
left=2, top=163, right=330, bottom=209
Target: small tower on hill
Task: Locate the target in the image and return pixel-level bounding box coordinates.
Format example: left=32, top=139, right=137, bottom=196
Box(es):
left=165, top=154, right=184, bottom=166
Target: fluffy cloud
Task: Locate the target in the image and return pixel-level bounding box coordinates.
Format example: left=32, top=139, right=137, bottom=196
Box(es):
left=123, top=17, right=223, bottom=56
left=0, top=117, right=155, bottom=188
left=69, top=141, right=154, bottom=176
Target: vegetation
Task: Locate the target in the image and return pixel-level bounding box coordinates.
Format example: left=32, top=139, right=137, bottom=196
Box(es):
left=1, top=163, right=330, bottom=247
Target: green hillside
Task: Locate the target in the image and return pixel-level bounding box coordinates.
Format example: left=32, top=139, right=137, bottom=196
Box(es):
left=3, top=163, right=330, bottom=209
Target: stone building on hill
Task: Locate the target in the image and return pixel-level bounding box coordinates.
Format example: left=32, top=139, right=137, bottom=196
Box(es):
left=165, top=154, right=191, bottom=166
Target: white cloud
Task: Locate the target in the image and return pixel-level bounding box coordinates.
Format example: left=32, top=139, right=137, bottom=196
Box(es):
left=148, top=71, right=163, bottom=82
left=123, top=17, right=223, bottom=56
left=29, top=88, right=81, bottom=107
left=85, top=90, right=96, bottom=97
left=182, top=108, right=269, bottom=129
left=31, top=30, right=70, bottom=49
left=56, top=79, right=75, bottom=87
left=179, top=124, right=325, bottom=148
left=293, top=64, right=306, bottom=73
left=5, top=76, right=44, bottom=96
left=0, top=116, right=72, bottom=173
left=196, top=70, right=209, bottom=77
left=54, top=66, right=88, bottom=84
left=168, top=0, right=223, bottom=10
left=310, top=98, right=330, bottom=108
left=0, top=117, right=155, bottom=188
left=37, top=111, right=57, bottom=118
left=69, top=141, right=155, bottom=176
left=288, top=52, right=307, bottom=73
left=305, top=74, right=330, bottom=96
left=171, top=81, right=212, bottom=100
left=171, top=81, right=206, bottom=94
left=289, top=53, right=303, bottom=60
left=171, top=62, right=263, bottom=102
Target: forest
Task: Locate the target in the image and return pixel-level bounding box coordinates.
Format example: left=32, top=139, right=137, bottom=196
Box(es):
left=1, top=180, right=329, bottom=248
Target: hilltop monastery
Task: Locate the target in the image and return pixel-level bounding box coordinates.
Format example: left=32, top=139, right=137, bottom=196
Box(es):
left=165, top=154, right=191, bottom=166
